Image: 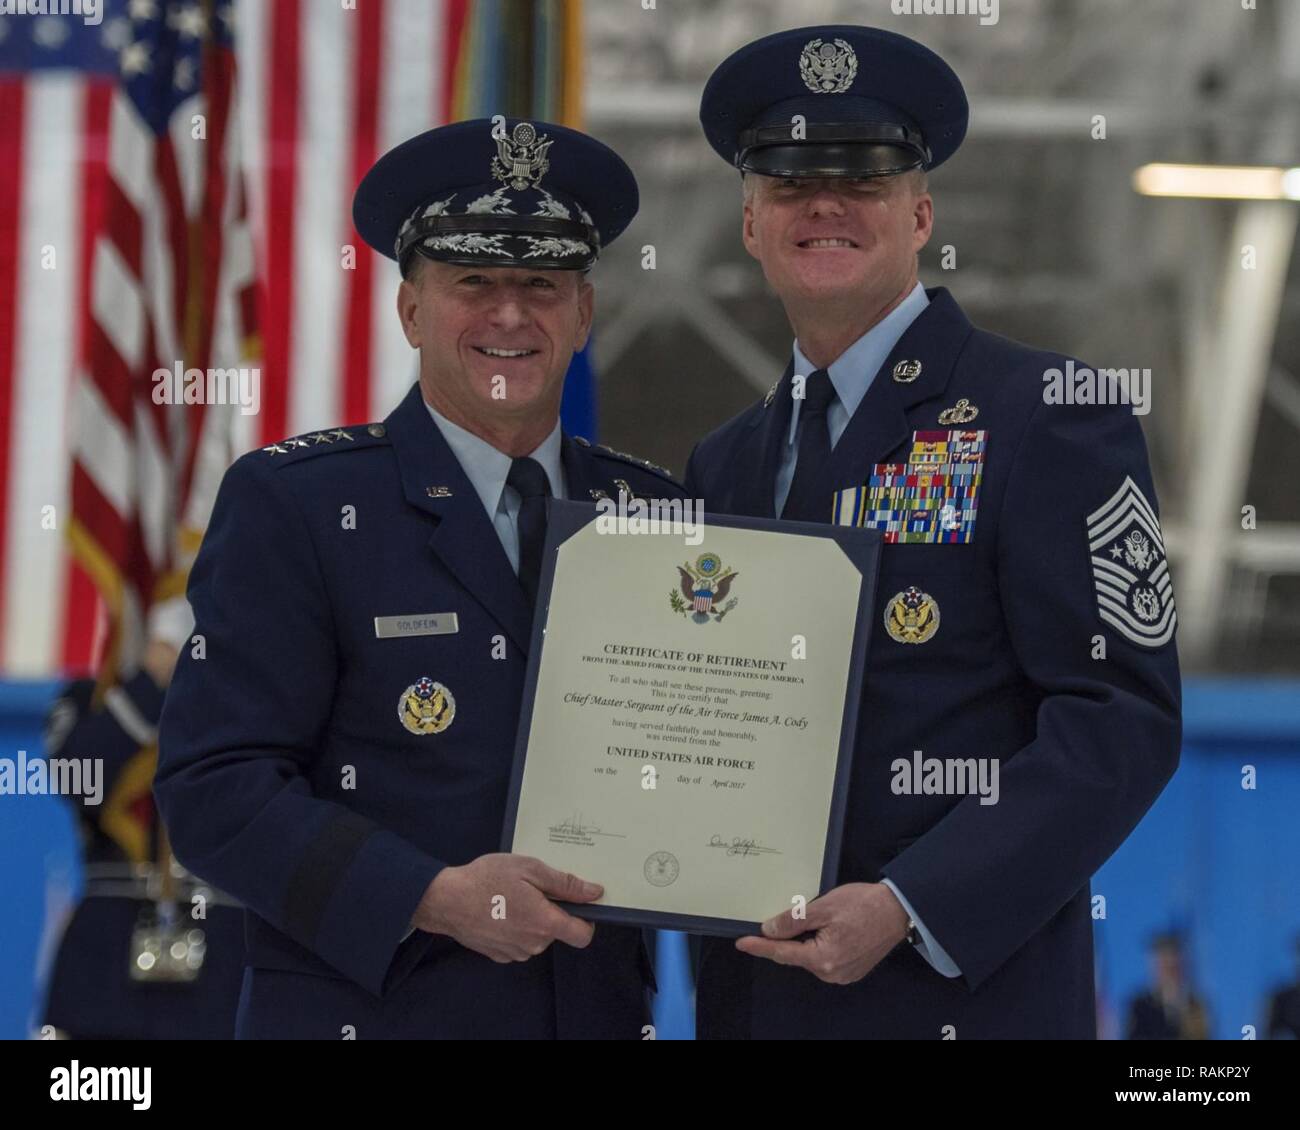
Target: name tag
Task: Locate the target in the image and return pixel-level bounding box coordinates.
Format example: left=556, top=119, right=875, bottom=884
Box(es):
left=374, top=613, right=460, bottom=639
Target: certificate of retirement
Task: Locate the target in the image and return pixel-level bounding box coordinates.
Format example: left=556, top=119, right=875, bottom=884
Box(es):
left=503, top=501, right=881, bottom=935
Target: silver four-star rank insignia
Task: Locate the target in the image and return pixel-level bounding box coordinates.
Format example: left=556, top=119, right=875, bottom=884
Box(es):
left=1086, top=477, right=1176, bottom=649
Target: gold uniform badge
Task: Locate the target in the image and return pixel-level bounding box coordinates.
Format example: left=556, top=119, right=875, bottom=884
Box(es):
left=884, top=587, right=940, bottom=644
left=398, top=676, right=456, bottom=735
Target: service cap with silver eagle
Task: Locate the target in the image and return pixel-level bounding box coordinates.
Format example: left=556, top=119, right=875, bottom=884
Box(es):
left=352, top=117, right=638, bottom=272
left=699, top=25, right=968, bottom=178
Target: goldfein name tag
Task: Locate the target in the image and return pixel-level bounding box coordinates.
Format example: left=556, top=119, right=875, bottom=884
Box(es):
left=374, top=613, right=459, bottom=639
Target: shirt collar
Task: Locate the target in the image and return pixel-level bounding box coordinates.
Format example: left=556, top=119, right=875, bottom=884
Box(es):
left=424, top=399, right=565, bottom=516
left=787, top=280, right=930, bottom=445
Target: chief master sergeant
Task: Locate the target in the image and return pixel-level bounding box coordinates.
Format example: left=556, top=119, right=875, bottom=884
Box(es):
left=686, top=26, right=1182, bottom=1039
left=155, top=118, right=683, bottom=1038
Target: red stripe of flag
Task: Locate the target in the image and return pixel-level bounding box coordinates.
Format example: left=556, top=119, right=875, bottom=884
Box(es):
left=342, top=0, right=384, bottom=425
left=261, top=0, right=301, bottom=446
left=154, top=140, right=189, bottom=377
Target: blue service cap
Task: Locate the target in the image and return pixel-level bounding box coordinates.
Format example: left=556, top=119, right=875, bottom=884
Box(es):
left=699, top=25, right=968, bottom=178
left=352, top=118, right=638, bottom=272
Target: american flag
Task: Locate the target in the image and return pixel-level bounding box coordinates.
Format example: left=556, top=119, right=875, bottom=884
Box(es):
left=0, top=0, right=467, bottom=677
left=66, top=0, right=258, bottom=686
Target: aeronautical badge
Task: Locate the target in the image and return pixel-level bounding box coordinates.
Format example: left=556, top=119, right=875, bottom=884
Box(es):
left=1086, top=477, right=1176, bottom=648
left=938, top=398, right=979, bottom=425
left=398, top=676, right=456, bottom=735
left=492, top=121, right=553, bottom=191
left=799, top=37, right=858, bottom=94
left=884, top=586, right=940, bottom=644
left=670, top=553, right=739, bottom=624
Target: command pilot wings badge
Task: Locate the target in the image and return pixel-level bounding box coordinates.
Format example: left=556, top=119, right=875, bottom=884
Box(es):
left=1086, top=477, right=1176, bottom=649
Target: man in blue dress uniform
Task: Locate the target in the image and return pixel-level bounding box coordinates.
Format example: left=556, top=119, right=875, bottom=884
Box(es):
left=155, top=118, right=683, bottom=1038
left=687, top=26, right=1181, bottom=1038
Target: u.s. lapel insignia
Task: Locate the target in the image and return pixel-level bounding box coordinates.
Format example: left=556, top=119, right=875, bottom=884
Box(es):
left=884, top=586, right=940, bottom=644
left=589, top=488, right=610, bottom=501
left=764, top=381, right=779, bottom=407
left=892, top=360, right=922, bottom=383
left=938, top=398, right=979, bottom=425
left=398, top=676, right=456, bottom=735
left=1086, top=476, right=1176, bottom=649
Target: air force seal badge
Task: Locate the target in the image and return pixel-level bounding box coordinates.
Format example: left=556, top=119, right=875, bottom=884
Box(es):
left=884, top=586, right=940, bottom=644
left=1087, top=477, right=1176, bottom=649
left=399, top=676, right=456, bottom=735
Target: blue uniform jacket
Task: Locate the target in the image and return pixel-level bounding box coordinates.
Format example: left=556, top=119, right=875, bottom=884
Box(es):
left=155, top=382, right=683, bottom=1039
left=685, top=288, right=1182, bottom=1039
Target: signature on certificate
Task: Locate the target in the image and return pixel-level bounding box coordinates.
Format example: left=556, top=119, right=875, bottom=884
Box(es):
left=548, top=813, right=625, bottom=841
left=708, top=834, right=780, bottom=858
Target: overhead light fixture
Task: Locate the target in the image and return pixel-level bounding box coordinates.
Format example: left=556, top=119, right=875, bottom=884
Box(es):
left=1133, top=163, right=1300, bottom=200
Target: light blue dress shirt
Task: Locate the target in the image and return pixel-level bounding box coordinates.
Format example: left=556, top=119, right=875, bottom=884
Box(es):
left=771, top=283, right=961, bottom=979
left=424, top=400, right=566, bottom=574
left=774, top=281, right=930, bottom=516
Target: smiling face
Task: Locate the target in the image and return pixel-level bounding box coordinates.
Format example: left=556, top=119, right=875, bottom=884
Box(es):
left=742, top=172, right=932, bottom=321
left=397, top=257, right=593, bottom=440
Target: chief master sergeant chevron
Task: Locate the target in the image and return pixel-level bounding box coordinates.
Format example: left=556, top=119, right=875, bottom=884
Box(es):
left=154, top=118, right=684, bottom=1038
left=686, top=26, right=1181, bottom=1039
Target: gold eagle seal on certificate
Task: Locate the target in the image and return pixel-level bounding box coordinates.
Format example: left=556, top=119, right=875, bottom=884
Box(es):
left=398, top=676, right=456, bottom=735
left=884, top=586, right=940, bottom=645
left=670, top=553, right=739, bottom=624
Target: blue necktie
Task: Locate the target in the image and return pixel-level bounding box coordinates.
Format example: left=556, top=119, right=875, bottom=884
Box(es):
left=507, top=456, right=551, bottom=606
left=781, top=369, right=836, bottom=521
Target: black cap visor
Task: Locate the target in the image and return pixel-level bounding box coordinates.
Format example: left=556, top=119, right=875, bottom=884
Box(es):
left=737, top=121, right=929, bottom=178
left=742, top=142, right=926, bottom=178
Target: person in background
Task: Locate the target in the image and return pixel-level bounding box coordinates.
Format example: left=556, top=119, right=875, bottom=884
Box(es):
left=1125, top=932, right=1210, bottom=1040
left=41, top=597, right=244, bottom=1040
left=1266, top=934, right=1300, bottom=1040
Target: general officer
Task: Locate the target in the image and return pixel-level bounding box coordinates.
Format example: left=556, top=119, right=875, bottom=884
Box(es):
left=686, top=26, right=1182, bottom=1039
left=155, top=118, right=683, bottom=1039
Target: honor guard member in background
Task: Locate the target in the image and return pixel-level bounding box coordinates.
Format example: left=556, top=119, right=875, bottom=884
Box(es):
left=42, top=602, right=243, bottom=1040
left=1124, top=932, right=1210, bottom=1040
left=686, top=26, right=1181, bottom=1039
left=156, top=119, right=683, bottom=1039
